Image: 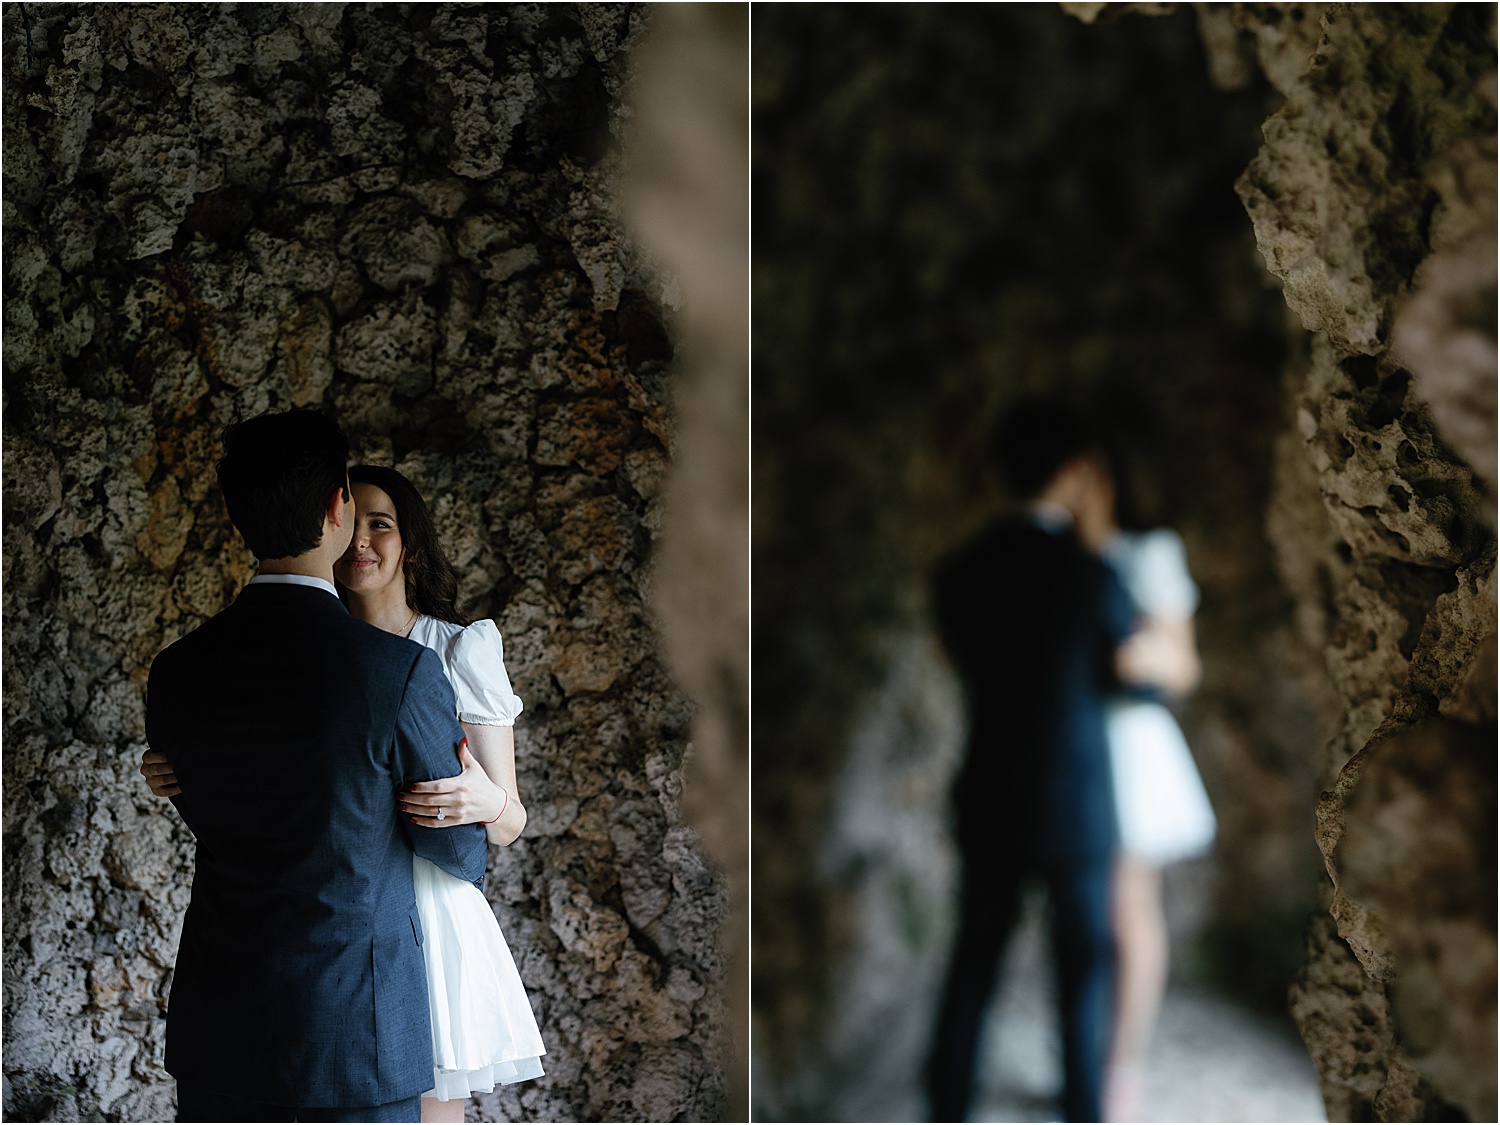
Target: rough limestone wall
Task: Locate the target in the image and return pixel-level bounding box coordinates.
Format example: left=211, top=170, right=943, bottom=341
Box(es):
left=752, top=7, right=1333, bottom=1116
left=1219, top=4, right=1496, bottom=1120
left=1, top=5, right=727, bottom=1122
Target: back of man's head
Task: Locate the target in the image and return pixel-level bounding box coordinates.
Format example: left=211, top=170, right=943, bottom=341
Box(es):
left=993, top=398, right=1103, bottom=499
left=217, top=410, right=349, bottom=561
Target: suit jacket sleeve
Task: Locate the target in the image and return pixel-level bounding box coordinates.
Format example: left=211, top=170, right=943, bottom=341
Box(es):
left=1101, top=561, right=1139, bottom=645
left=1096, top=560, right=1142, bottom=694
left=393, top=646, right=490, bottom=886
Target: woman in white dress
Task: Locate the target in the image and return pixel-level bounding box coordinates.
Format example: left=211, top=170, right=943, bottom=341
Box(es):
left=141, top=465, right=546, bottom=1123
left=1079, top=485, right=1216, bottom=1122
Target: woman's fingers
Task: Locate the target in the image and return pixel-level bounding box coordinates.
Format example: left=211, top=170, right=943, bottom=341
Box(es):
left=146, top=774, right=181, bottom=796
left=405, top=806, right=467, bottom=828
left=404, top=777, right=461, bottom=794
left=400, top=789, right=460, bottom=808
left=401, top=743, right=495, bottom=824
left=139, top=752, right=179, bottom=797
left=400, top=791, right=468, bottom=819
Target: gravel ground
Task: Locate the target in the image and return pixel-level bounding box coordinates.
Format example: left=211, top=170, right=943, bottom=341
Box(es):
left=970, top=889, right=1328, bottom=1124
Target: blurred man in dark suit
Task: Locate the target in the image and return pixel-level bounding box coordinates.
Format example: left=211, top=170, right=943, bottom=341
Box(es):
left=926, top=399, right=1134, bottom=1123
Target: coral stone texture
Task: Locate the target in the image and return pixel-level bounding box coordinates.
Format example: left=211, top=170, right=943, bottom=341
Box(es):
left=2, top=5, right=730, bottom=1122
left=1230, top=4, right=1496, bottom=1119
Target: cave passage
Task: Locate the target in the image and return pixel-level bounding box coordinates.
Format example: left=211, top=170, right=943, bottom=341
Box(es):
left=751, top=3, right=1495, bottom=1121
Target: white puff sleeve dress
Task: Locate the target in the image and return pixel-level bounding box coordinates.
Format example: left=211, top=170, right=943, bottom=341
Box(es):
left=406, top=616, right=546, bottom=1101
left=1101, top=530, right=1218, bottom=866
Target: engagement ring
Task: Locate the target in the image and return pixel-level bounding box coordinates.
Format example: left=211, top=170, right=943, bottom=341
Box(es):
left=438, top=808, right=446, bottom=821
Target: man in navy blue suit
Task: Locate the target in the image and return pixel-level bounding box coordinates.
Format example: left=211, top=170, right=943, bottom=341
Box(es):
left=146, top=410, right=487, bottom=1122
left=926, top=400, right=1135, bottom=1123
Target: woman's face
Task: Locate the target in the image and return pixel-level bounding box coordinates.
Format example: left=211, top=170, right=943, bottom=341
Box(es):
left=334, top=483, right=406, bottom=598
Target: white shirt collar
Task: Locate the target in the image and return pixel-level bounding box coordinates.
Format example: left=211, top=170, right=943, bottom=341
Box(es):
left=248, top=573, right=339, bottom=598
left=1025, top=500, right=1074, bottom=534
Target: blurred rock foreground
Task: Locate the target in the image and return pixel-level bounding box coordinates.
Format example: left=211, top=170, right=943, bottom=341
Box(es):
left=2, top=4, right=740, bottom=1122
left=753, top=4, right=1494, bottom=1122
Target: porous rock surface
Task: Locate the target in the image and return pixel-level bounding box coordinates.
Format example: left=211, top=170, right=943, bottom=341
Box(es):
left=1, top=5, right=728, bottom=1122
left=1228, top=4, right=1496, bottom=1119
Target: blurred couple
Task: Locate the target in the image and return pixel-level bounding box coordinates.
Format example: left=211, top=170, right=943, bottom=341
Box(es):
left=927, top=399, right=1216, bottom=1123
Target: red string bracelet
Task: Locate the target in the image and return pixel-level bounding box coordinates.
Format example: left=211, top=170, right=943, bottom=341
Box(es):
left=481, top=787, right=509, bottom=825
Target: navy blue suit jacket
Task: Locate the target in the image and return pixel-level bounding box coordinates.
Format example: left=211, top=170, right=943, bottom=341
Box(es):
left=145, top=582, right=489, bottom=1108
left=933, top=517, right=1136, bottom=864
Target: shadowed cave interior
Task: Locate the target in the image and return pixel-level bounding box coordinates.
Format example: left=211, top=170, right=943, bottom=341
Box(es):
left=752, top=4, right=1494, bottom=1122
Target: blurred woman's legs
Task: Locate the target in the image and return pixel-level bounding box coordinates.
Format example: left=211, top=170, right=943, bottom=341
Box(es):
left=1104, top=858, right=1168, bottom=1122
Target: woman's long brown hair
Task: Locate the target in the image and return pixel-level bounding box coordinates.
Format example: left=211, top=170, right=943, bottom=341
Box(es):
left=346, top=464, right=469, bottom=626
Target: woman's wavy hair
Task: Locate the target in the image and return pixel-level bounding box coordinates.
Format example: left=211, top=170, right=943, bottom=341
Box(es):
left=346, top=464, right=469, bottom=626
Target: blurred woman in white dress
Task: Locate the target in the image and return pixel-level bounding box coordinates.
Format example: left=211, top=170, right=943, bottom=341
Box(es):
left=142, top=465, right=546, bottom=1124
left=1079, top=483, right=1216, bottom=1122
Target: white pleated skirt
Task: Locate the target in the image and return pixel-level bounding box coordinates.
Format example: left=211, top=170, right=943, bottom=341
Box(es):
left=412, top=856, right=547, bottom=1101
left=1107, top=699, right=1217, bottom=866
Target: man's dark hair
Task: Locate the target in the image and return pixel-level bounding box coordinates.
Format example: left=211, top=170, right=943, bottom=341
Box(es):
left=217, top=410, right=350, bottom=560
left=993, top=397, right=1104, bottom=499
left=346, top=464, right=469, bottom=626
